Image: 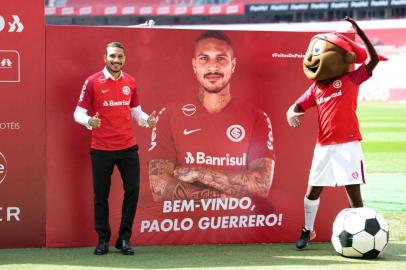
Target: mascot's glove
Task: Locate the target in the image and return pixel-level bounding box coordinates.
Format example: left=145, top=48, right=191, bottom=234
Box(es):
left=286, top=104, right=304, bottom=128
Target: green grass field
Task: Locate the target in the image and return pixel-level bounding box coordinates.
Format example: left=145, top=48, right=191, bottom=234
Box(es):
left=1, top=102, right=405, bottom=270
left=0, top=232, right=405, bottom=270
left=358, top=102, right=406, bottom=173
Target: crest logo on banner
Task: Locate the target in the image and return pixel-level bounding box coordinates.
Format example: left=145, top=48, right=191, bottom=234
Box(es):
left=0, top=152, right=7, bottom=184
left=226, top=125, right=245, bottom=142
left=0, top=50, right=20, bottom=82
left=0, top=15, right=24, bottom=32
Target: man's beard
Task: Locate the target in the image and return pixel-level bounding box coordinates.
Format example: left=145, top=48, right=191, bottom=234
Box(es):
left=107, top=63, right=122, bottom=73
left=201, top=78, right=230, bottom=94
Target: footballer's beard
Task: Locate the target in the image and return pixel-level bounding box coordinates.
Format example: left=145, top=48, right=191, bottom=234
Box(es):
left=200, top=75, right=231, bottom=94
left=107, top=62, right=123, bottom=75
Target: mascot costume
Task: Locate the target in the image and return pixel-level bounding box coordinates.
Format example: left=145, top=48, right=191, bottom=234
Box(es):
left=286, top=17, right=387, bottom=249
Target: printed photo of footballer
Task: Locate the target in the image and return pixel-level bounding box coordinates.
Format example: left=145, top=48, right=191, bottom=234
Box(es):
left=147, top=30, right=275, bottom=202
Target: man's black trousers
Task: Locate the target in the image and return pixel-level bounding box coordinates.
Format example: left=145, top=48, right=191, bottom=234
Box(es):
left=90, top=145, right=140, bottom=242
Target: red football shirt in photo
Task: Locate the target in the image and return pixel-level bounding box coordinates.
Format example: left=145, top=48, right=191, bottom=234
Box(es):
left=149, top=97, right=275, bottom=170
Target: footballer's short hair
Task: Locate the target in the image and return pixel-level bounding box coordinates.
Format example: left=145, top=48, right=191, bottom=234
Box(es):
left=105, top=41, right=126, bottom=55
left=195, top=30, right=233, bottom=54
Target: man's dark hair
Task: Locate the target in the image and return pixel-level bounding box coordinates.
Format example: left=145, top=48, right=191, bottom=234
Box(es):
left=195, top=30, right=233, bottom=49
left=105, top=41, right=125, bottom=55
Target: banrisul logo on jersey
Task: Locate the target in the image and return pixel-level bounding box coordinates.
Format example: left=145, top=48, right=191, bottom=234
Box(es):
left=185, top=152, right=247, bottom=166
left=0, top=152, right=7, bottom=184
left=103, top=100, right=130, bottom=107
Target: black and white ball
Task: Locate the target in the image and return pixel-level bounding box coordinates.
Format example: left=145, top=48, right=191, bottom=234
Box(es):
left=331, top=208, right=389, bottom=258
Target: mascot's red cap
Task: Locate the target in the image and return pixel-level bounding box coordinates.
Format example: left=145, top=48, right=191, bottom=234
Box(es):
left=313, top=33, right=388, bottom=63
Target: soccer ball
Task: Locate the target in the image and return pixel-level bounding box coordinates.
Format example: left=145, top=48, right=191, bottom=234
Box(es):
left=331, top=207, right=389, bottom=258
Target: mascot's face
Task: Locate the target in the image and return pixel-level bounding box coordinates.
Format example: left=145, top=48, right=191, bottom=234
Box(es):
left=303, top=38, right=355, bottom=81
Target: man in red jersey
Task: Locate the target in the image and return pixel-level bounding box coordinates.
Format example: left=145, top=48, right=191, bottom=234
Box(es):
left=73, top=42, right=157, bottom=255
left=148, top=30, right=275, bottom=202
left=286, top=17, right=387, bottom=249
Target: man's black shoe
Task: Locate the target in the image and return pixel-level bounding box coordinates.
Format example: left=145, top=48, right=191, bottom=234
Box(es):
left=94, top=241, right=109, bottom=255
left=296, top=227, right=316, bottom=249
left=115, top=239, right=135, bottom=255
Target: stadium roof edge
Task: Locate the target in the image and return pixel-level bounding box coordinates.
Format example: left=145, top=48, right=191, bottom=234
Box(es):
left=150, top=18, right=406, bottom=31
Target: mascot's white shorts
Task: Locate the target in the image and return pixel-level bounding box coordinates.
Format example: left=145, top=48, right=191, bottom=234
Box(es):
left=308, top=141, right=366, bottom=186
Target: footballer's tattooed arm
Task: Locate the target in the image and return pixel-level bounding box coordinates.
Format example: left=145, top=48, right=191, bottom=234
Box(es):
left=148, top=159, right=222, bottom=202
left=174, top=157, right=274, bottom=199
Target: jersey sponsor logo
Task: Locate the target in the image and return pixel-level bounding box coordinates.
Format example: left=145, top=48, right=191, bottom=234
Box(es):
left=316, top=89, right=342, bottom=105
left=98, top=76, right=106, bottom=83
left=182, top=104, right=197, bottom=116
left=264, top=113, right=274, bottom=151
left=122, top=86, right=130, bottom=95
left=333, top=80, right=342, bottom=89
left=0, top=152, right=7, bottom=184
left=185, top=152, right=247, bottom=166
left=148, top=107, right=166, bottom=151
left=102, top=100, right=130, bottom=107
left=79, top=80, right=88, bottom=102
left=183, top=128, right=201, bottom=135
left=148, top=129, right=157, bottom=151
left=226, top=125, right=245, bottom=142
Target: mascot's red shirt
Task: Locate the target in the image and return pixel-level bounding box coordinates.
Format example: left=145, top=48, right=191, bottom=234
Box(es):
left=296, top=64, right=370, bottom=145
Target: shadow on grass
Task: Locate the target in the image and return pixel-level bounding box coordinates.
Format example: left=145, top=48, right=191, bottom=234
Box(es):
left=0, top=242, right=405, bottom=269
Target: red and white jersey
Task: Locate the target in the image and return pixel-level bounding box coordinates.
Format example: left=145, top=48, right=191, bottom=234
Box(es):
left=149, top=98, right=275, bottom=170
left=296, top=64, right=370, bottom=145
left=77, top=68, right=140, bottom=150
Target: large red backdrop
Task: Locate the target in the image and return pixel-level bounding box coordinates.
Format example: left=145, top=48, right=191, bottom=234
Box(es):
left=2, top=0, right=372, bottom=248
left=45, top=26, right=348, bottom=247
left=0, top=0, right=45, bottom=248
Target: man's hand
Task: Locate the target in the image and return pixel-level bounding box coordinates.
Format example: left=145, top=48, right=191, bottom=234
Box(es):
left=88, top=112, right=101, bottom=128
left=147, top=110, right=157, bottom=128
left=286, top=104, right=304, bottom=128
left=174, top=167, right=199, bottom=183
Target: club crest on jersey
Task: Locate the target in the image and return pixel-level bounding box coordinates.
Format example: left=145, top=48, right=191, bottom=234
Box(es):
left=333, top=80, right=342, bottom=89
left=226, top=125, right=245, bottom=142
left=98, top=76, right=106, bottom=83
left=122, top=86, right=130, bottom=95
left=182, top=104, right=197, bottom=116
